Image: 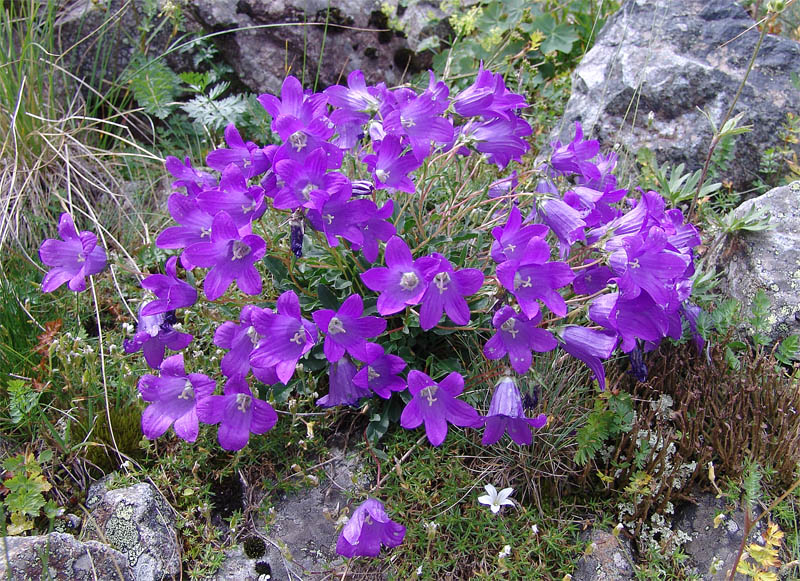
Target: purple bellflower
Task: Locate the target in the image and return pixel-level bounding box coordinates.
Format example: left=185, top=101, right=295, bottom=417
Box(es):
left=312, top=294, right=386, bottom=362
left=316, top=357, right=371, bottom=407
left=490, top=206, right=550, bottom=264
left=589, top=292, right=671, bottom=354
left=559, top=325, right=619, bottom=390
left=206, top=123, right=271, bottom=177
left=465, top=117, right=532, bottom=169
left=483, top=306, right=557, bottom=374
left=183, top=211, right=266, bottom=301
left=39, top=213, right=107, bottom=293
left=360, top=236, right=437, bottom=316
left=383, top=92, right=454, bottom=160
left=155, top=194, right=215, bottom=263
left=138, top=353, right=215, bottom=442
left=306, top=181, right=374, bottom=249
left=257, top=75, right=332, bottom=143
left=249, top=290, right=318, bottom=384
left=124, top=308, right=193, bottom=369
left=352, top=343, right=406, bottom=398
left=351, top=199, right=396, bottom=264
left=453, top=63, right=527, bottom=119
left=273, top=148, right=347, bottom=210
left=481, top=376, right=547, bottom=446
left=336, top=498, right=406, bottom=558
left=418, top=254, right=484, bottom=330
left=362, top=135, right=421, bottom=193
left=197, top=375, right=278, bottom=451
left=197, top=164, right=266, bottom=229
left=140, top=256, right=197, bottom=316
left=400, top=370, right=480, bottom=447
left=164, top=156, right=216, bottom=197
left=549, top=122, right=600, bottom=178
left=214, top=305, right=268, bottom=378
left=496, top=257, right=575, bottom=319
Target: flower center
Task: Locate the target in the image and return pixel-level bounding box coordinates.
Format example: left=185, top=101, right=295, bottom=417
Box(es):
left=324, top=214, right=334, bottom=224
left=375, top=169, right=389, bottom=183
left=327, top=316, right=346, bottom=335
left=515, top=273, right=533, bottom=289
left=433, top=272, right=451, bottom=294
left=235, top=392, right=252, bottom=413
left=500, top=317, right=519, bottom=338
left=76, top=253, right=87, bottom=263
left=178, top=379, right=195, bottom=400
left=367, top=366, right=380, bottom=381
left=241, top=201, right=256, bottom=214
left=200, top=227, right=211, bottom=238
left=399, top=271, right=419, bottom=291
left=420, top=385, right=438, bottom=405
left=630, top=258, right=640, bottom=269
left=301, top=183, right=314, bottom=199
left=290, top=328, right=305, bottom=345
left=506, top=243, right=516, bottom=253
left=232, top=240, right=251, bottom=260
left=246, top=325, right=260, bottom=345
left=289, top=132, right=307, bottom=151
left=401, top=116, right=415, bottom=128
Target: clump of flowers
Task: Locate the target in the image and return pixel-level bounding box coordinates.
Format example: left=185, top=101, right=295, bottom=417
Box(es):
left=41, top=66, right=703, bottom=558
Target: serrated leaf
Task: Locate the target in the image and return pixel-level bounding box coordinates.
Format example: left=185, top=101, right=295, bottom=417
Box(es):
left=776, top=334, right=800, bottom=365
left=127, top=55, right=182, bottom=119
left=540, top=22, right=579, bottom=54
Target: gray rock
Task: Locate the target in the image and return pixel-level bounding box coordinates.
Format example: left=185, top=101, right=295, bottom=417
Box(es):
left=672, top=493, right=765, bottom=580
left=572, top=529, right=635, bottom=581
left=54, top=1, right=191, bottom=88
left=554, top=0, right=800, bottom=193
left=82, top=478, right=181, bottom=581
left=186, top=0, right=450, bottom=95
left=0, top=532, right=133, bottom=581
left=208, top=546, right=263, bottom=581
left=259, top=447, right=370, bottom=580
left=721, top=182, right=800, bottom=341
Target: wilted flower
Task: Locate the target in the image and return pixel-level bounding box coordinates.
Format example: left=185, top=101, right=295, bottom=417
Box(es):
left=477, top=484, right=515, bottom=514
left=336, top=498, right=405, bottom=558
left=137, top=354, right=215, bottom=442
left=39, top=213, right=107, bottom=293
left=196, top=375, right=278, bottom=451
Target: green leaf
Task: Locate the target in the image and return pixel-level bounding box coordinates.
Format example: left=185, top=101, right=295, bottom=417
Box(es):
left=540, top=22, right=579, bottom=54
left=316, top=283, right=339, bottom=310
left=127, top=54, right=182, bottom=120
left=776, top=334, right=800, bottom=365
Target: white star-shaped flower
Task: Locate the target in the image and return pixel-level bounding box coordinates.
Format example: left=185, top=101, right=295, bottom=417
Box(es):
left=477, top=484, right=515, bottom=514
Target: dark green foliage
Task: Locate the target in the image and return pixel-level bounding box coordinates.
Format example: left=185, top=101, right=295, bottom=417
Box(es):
left=242, top=535, right=267, bottom=559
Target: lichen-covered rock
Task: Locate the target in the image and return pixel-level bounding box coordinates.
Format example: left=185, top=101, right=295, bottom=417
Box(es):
left=259, top=448, right=370, bottom=580
left=672, top=493, right=765, bottom=580
left=571, top=529, right=635, bottom=581
left=720, top=182, right=800, bottom=341
left=0, top=532, right=133, bottom=581
left=82, top=478, right=180, bottom=581
left=185, top=0, right=451, bottom=95
left=554, top=0, right=800, bottom=193
left=208, top=546, right=264, bottom=581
